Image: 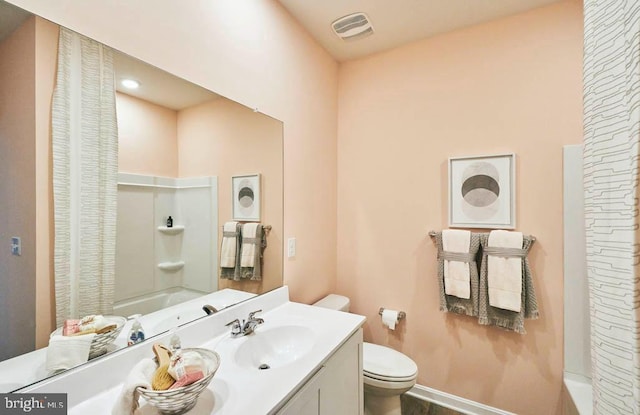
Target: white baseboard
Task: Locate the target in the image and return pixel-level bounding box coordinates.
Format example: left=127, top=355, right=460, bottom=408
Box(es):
left=406, top=384, right=516, bottom=415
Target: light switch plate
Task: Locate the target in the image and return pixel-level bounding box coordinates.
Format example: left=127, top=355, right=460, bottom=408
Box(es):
left=11, top=237, right=21, bottom=256
left=287, top=237, right=296, bottom=258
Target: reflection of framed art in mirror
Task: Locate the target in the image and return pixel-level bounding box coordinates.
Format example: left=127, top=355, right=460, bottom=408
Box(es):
left=232, top=174, right=261, bottom=222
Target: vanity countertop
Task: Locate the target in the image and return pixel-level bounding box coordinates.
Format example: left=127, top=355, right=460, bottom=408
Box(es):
left=0, top=288, right=256, bottom=393
left=21, top=287, right=366, bottom=415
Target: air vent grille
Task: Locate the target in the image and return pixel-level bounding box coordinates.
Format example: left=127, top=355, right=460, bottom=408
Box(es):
left=331, top=12, right=374, bottom=41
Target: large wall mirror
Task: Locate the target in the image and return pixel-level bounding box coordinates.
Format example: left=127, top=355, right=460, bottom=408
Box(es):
left=0, top=0, right=283, bottom=391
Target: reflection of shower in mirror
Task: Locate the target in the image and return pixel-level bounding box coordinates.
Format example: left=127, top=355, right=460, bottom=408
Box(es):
left=115, top=173, right=219, bottom=317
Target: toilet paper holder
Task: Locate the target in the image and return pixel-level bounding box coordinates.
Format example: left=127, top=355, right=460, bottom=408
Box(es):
left=378, top=308, right=406, bottom=321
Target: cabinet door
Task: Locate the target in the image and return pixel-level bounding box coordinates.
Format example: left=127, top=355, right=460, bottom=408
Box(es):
left=276, top=367, right=325, bottom=415
left=320, top=328, right=363, bottom=415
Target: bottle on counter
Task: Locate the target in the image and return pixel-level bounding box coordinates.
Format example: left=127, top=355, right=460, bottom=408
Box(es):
left=166, top=216, right=173, bottom=228
left=127, top=319, right=145, bottom=346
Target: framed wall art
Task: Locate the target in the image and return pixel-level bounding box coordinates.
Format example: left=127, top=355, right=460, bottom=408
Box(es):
left=448, top=153, right=515, bottom=229
left=232, top=174, right=261, bottom=221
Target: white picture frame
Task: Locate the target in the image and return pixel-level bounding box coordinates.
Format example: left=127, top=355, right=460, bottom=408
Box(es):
left=448, top=153, right=515, bottom=229
left=232, top=174, right=261, bottom=222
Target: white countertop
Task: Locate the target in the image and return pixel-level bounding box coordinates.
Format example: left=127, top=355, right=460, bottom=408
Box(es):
left=21, top=287, right=365, bottom=415
left=0, top=289, right=255, bottom=393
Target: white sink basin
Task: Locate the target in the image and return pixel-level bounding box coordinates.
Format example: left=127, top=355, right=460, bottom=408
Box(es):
left=233, top=325, right=315, bottom=370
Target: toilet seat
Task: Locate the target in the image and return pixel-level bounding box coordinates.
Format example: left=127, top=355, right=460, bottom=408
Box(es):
left=363, top=342, right=417, bottom=383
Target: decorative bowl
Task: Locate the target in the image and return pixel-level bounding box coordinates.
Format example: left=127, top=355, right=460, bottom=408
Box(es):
left=137, top=348, right=220, bottom=415
left=51, top=315, right=127, bottom=359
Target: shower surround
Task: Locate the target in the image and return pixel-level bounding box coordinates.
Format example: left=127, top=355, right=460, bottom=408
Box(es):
left=114, top=173, right=218, bottom=314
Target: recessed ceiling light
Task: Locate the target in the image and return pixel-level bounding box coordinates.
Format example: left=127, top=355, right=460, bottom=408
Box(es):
left=121, top=79, right=140, bottom=89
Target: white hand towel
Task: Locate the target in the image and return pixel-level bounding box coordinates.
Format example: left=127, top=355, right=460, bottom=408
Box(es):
left=442, top=230, right=472, bottom=299
left=111, top=358, right=157, bottom=415
left=220, top=221, right=239, bottom=268
left=487, top=230, right=523, bottom=312
left=241, top=223, right=260, bottom=267
left=45, top=333, right=96, bottom=373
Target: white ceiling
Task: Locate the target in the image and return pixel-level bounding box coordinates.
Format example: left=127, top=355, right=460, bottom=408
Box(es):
left=277, top=0, right=565, bottom=62
left=113, top=52, right=219, bottom=111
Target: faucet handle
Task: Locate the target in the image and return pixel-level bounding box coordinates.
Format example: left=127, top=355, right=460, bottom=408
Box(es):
left=248, top=309, right=263, bottom=320
left=225, top=318, right=242, bottom=336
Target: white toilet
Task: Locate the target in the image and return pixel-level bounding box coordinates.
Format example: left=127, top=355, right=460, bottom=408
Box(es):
left=314, top=294, right=418, bottom=415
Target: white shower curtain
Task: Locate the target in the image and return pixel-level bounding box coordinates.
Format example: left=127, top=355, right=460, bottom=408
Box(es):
left=583, top=1, right=640, bottom=414
left=52, top=28, right=118, bottom=326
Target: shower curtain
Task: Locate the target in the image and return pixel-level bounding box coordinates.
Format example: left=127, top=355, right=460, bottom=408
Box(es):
left=583, top=1, right=640, bottom=413
left=52, top=28, right=118, bottom=326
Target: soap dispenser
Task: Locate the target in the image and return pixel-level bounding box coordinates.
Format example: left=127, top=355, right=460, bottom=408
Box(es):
left=127, top=319, right=145, bottom=346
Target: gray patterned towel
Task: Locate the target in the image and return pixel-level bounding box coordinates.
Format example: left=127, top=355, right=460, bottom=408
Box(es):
left=220, top=222, right=242, bottom=280
left=434, top=231, right=481, bottom=317
left=240, top=224, right=268, bottom=281
left=478, top=234, right=539, bottom=334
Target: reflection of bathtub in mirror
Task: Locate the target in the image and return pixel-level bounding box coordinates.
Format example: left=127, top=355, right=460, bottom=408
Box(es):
left=0, top=288, right=255, bottom=393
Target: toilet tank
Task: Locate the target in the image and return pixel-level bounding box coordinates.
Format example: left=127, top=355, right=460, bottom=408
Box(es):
left=313, top=294, right=350, bottom=312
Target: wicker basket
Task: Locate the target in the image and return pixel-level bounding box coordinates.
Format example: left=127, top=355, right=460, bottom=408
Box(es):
left=138, top=348, right=220, bottom=415
left=51, top=315, right=127, bottom=359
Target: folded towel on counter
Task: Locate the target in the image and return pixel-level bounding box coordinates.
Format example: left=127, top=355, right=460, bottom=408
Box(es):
left=442, top=230, right=472, bottom=299
left=434, top=231, right=481, bottom=317
left=111, top=358, right=156, bottom=415
left=478, top=233, right=539, bottom=334
left=220, top=221, right=241, bottom=280
left=486, top=230, right=523, bottom=312
left=46, top=332, right=96, bottom=374
left=240, top=223, right=267, bottom=280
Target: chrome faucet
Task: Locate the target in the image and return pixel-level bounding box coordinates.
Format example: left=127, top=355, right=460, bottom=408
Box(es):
left=202, top=304, right=219, bottom=315
left=226, top=309, right=264, bottom=337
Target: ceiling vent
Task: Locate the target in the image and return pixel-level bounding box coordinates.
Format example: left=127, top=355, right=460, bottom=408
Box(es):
left=331, top=12, right=374, bottom=42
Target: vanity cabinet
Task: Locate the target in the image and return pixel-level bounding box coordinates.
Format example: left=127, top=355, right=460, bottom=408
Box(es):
left=276, top=328, right=363, bottom=415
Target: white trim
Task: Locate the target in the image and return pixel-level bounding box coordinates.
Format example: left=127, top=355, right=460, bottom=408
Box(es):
left=117, top=172, right=214, bottom=189
left=406, top=384, right=516, bottom=415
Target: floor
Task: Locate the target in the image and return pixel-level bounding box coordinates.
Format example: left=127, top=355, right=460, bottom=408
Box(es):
left=401, top=394, right=466, bottom=415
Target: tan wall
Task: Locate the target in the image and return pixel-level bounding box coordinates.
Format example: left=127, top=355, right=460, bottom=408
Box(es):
left=0, top=16, right=36, bottom=359
left=8, top=0, right=340, bottom=306
left=116, top=92, right=178, bottom=177
left=336, top=2, right=583, bottom=414
left=34, top=16, right=58, bottom=348
left=178, top=97, right=284, bottom=294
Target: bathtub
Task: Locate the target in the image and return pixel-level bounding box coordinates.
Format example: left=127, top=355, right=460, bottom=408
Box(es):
left=113, top=287, right=206, bottom=317
left=115, top=288, right=257, bottom=341
left=563, top=373, right=592, bottom=415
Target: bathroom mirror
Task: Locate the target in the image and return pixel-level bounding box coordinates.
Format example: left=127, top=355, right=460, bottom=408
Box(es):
left=0, top=0, right=283, bottom=390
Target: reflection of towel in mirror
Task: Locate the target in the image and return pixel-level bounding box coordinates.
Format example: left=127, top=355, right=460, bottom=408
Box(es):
left=45, top=333, right=96, bottom=374
left=220, top=221, right=241, bottom=280
left=240, top=223, right=267, bottom=280
left=111, top=358, right=156, bottom=415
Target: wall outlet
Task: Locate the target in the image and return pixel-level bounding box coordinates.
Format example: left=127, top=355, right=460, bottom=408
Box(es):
left=11, top=237, right=21, bottom=256
left=287, top=237, right=296, bottom=258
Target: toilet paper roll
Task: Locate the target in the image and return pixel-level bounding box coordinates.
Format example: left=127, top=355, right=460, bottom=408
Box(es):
left=381, top=309, right=399, bottom=330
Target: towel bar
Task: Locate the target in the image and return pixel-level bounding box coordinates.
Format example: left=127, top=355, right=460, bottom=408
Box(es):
left=378, top=308, right=406, bottom=321
left=428, top=230, right=536, bottom=242
left=221, top=224, right=272, bottom=235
